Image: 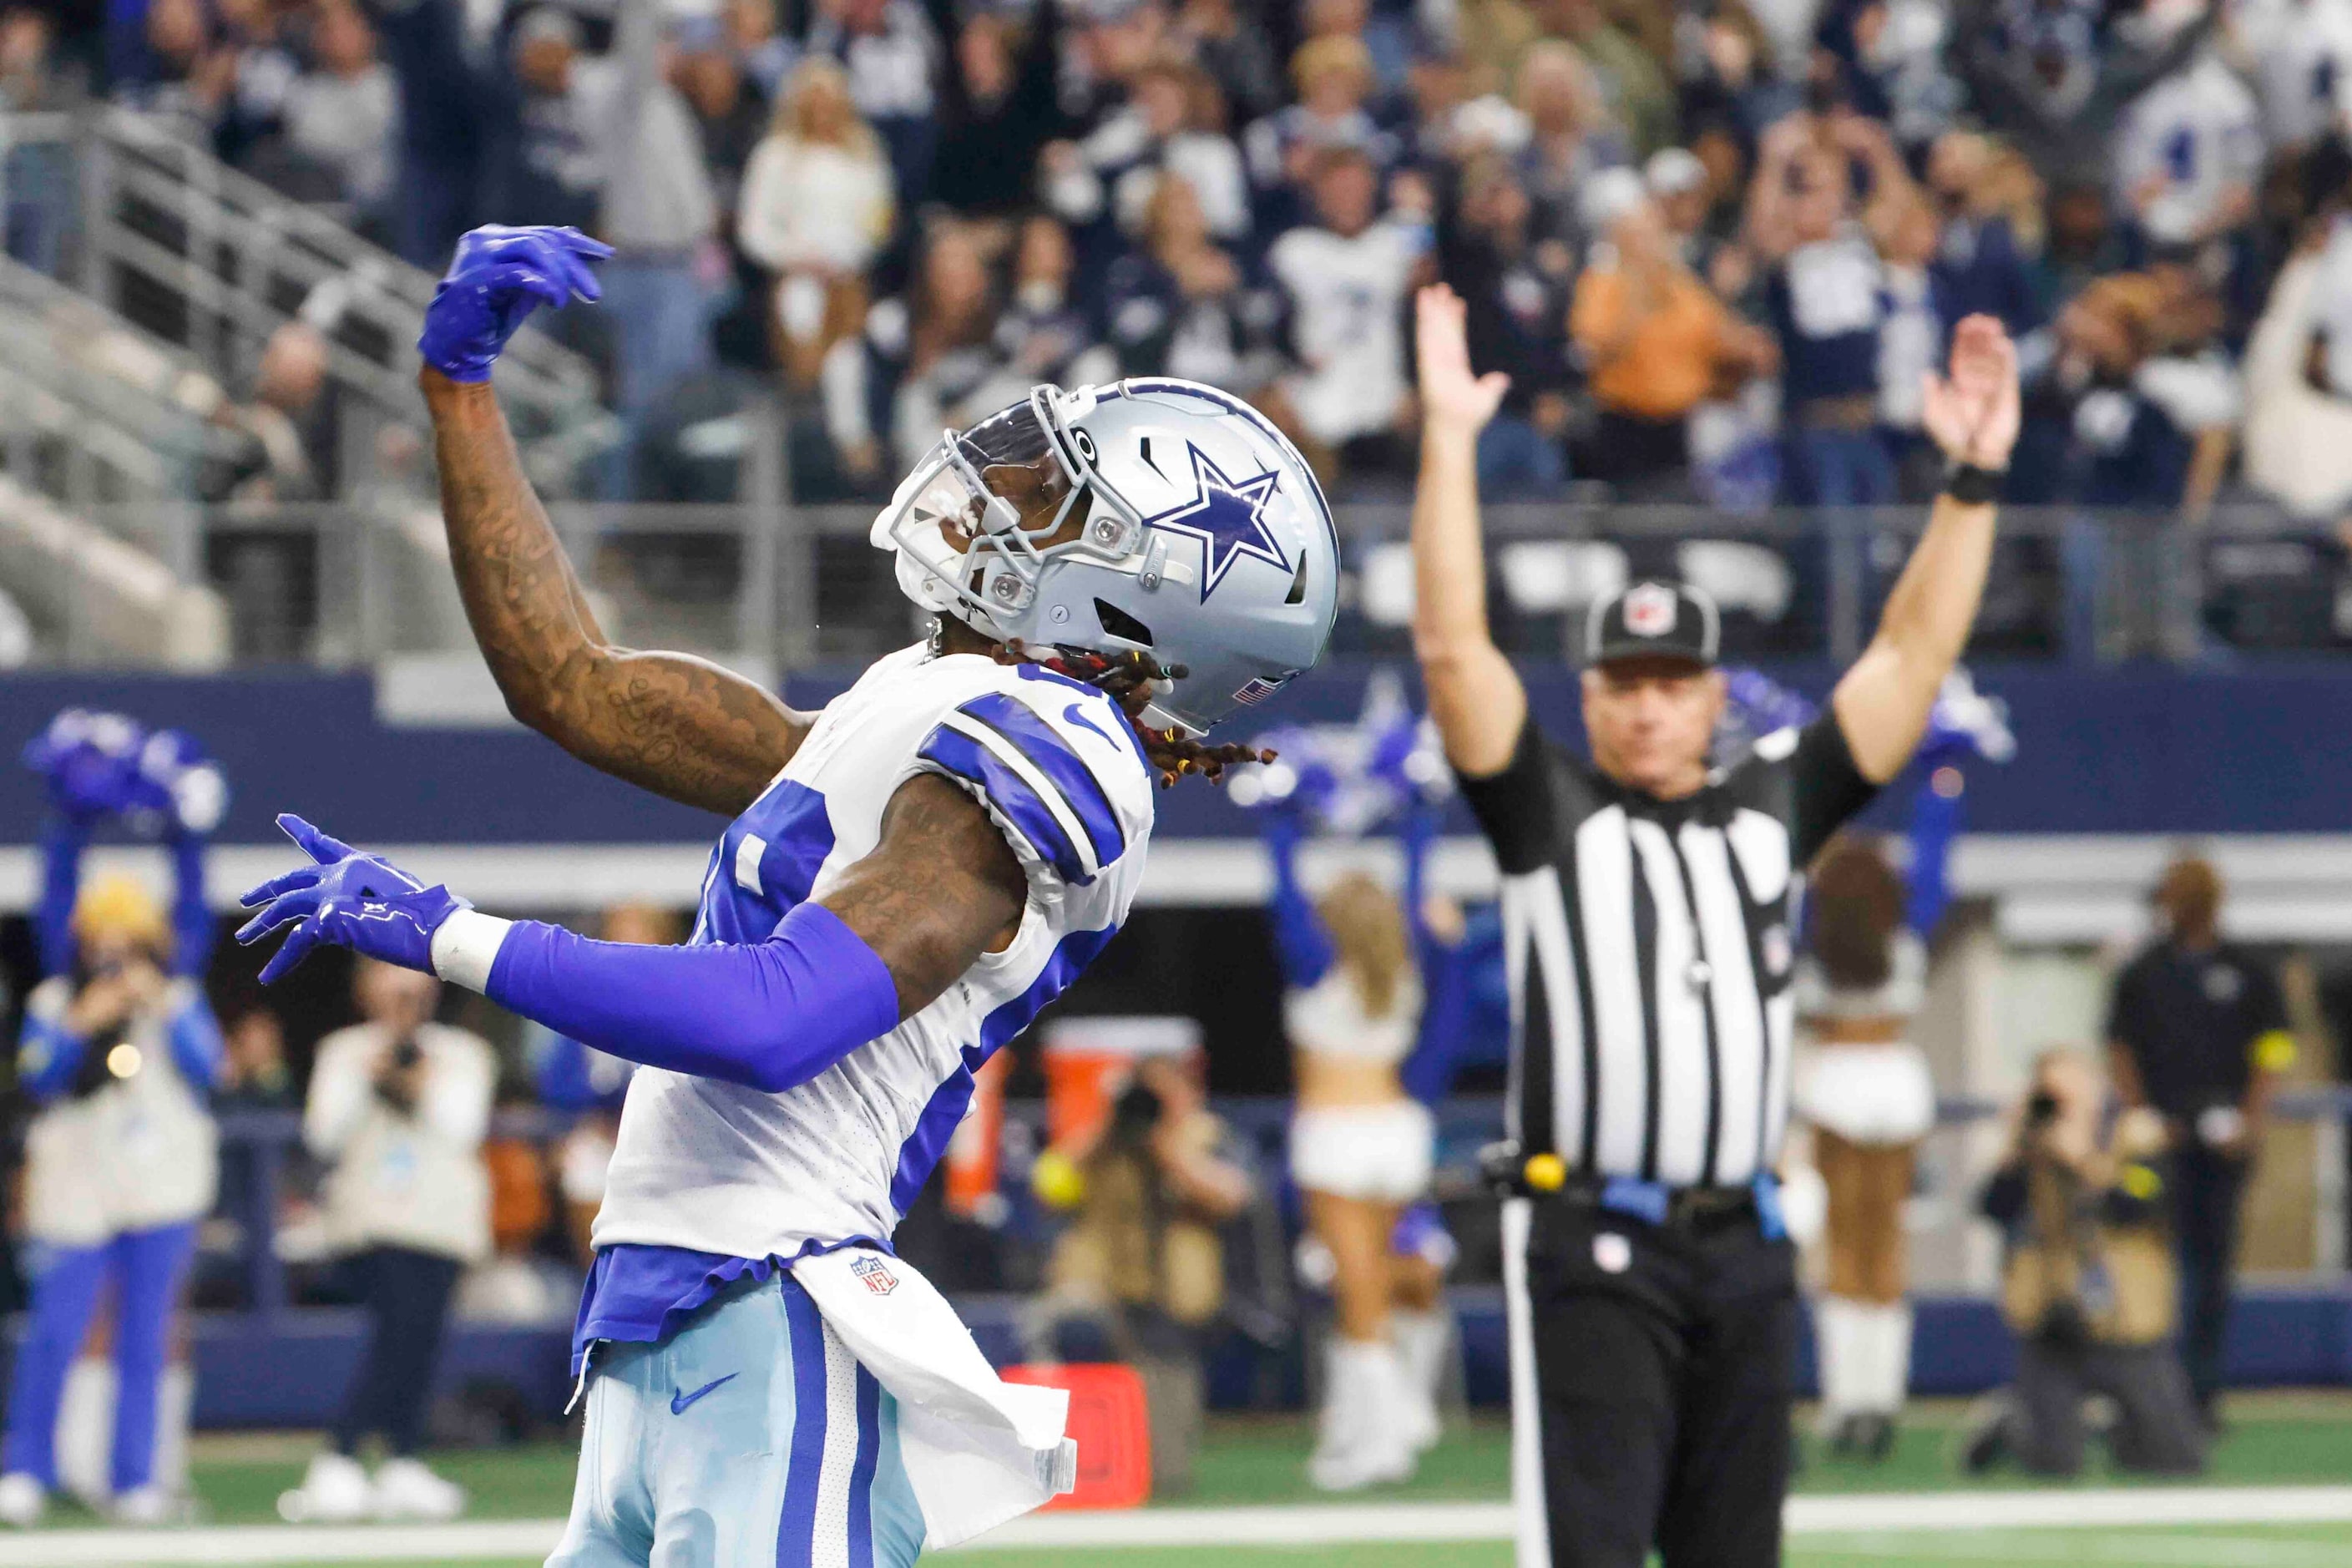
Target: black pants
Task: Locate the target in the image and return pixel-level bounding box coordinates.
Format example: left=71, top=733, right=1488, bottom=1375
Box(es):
left=2011, top=1335, right=2205, bottom=1476
left=2171, top=1145, right=2248, bottom=1413
left=1505, top=1197, right=1797, bottom=1568
left=331, top=1246, right=463, bottom=1457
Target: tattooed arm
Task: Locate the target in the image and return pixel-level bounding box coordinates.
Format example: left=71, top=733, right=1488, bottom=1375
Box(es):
left=818, top=774, right=1028, bottom=1015
left=421, top=369, right=812, bottom=815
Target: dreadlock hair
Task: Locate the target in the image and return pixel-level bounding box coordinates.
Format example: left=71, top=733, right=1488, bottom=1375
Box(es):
left=931, top=617, right=1273, bottom=788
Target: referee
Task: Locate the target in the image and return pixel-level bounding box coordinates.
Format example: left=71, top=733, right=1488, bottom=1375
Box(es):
left=1408, top=286, right=2021, bottom=1568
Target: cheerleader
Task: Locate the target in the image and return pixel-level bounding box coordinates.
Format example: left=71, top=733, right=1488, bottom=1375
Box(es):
left=0, top=816, right=220, bottom=1525
left=1793, top=835, right=1935, bottom=1460
left=1268, top=802, right=1454, bottom=1490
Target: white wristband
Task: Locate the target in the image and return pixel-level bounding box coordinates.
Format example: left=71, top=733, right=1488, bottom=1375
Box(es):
left=430, top=909, right=515, bottom=993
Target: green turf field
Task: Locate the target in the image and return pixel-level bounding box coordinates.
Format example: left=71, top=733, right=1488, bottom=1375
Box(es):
left=260, top=1523, right=2352, bottom=1568
left=10, top=1395, right=2349, bottom=1565
left=104, top=1389, right=2352, bottom=1529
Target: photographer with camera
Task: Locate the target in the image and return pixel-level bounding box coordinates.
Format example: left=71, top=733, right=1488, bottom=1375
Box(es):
left=1029, top=1044, right=1254, bottom=1494
left=1965, top=1050, right=2206, bottom=1478
left=280, top=961, right=493, bottom=1524
left=0, top=714, right=225, bottom=1528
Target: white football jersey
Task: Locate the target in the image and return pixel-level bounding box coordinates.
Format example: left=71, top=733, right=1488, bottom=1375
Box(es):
left=590, top=643, right=1156, bottom=1260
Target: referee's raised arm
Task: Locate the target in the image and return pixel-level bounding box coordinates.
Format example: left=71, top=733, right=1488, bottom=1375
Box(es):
left=1409, top=285, right=1527, bottom=779
left=1829, top=314, right=2022, bottom=782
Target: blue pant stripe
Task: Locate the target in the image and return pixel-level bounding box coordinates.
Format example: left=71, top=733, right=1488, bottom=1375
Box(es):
left=777, top=1280, right=828, bottom=1567
left=847, top=1366, right=881, bottom=1568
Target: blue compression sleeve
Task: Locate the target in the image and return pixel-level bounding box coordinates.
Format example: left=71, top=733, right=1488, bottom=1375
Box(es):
left=18, top=1014, right=85, bottom=1103
left=1400, top=805, right=1439, bottom=965
left=34, top=817, right=86, bottom=979
left=483, top=901, right=903, bottom=1094
left=1265, top=818, right=1335, bottom=987
left=165, top=996, right=224, bottom=1091
left=170, top=834, right=213, bottom=978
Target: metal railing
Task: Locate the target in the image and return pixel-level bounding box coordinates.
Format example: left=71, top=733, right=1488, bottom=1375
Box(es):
left=46, top=498, right=2350, bottom=673
left=0, top=108, right=617, bottom=497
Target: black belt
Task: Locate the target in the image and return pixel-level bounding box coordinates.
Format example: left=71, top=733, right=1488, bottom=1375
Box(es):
left=1478, top=1141, right=1783, bottom=1237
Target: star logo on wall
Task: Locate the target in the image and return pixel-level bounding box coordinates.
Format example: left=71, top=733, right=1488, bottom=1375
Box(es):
left=1146, top=445, right=1288, bottom=601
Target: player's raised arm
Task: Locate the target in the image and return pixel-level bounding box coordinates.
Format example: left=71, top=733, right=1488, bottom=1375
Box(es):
left=1409, top=285, right=1527, bottom=778
left=1830, top=314, right=2021, bottom=783
left=417, top=226, right=812, bottom=817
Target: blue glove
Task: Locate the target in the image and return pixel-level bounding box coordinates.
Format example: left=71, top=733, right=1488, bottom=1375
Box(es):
left=236, top=814, right=473, bottom=984
left=23, top=709, right=148, bottom=823
left=418, top=225, right=612, bottom=382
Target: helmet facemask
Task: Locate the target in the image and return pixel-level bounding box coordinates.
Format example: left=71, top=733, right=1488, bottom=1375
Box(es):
left=874, top=387, right=1148, bottom=645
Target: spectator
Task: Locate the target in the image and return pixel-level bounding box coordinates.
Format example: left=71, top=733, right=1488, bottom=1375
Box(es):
left=1924, top=129, right=2046, bottom=336
left=675, top=38, right=766, bottom=212
left=1027, top=1054, right=1253, bottom=1494
left=2106, top=857, right=2295, bottom=1430
left=1875, top=191, right=1950, bottom=495
left=2114, top=49, right=2261, bottom=271
left=1048, top=54, right=1250, bottom=242
left=1245, top=36, right=1397, bottom=218
left=1268, top=145, right=1424, bottom=478
left=1646, top=143, right=1745, bottom=290
left=804, top=0, right=941, bottom=210
left=1536, top=0, right=1675, bottom=158
left=1570, top=166, right=1776, bottom=493
left=1511, top=40, right=1626, bottom=250
left=737, top=58, right=895, bottom=388
left=1104, top=172, right=1287, bottom=392
left=585, top=0, right=722, bottom=499
left=723, top=0, right=797, bottom=103
left=1174, top=0, right=1282, bottom=125
left=1752, top=108, right=1917, bottom=504
left=1443, top=154, right=1572, bottom=495
left=0, top=817, right=220, bottom=1527
left=208, top=321, right=334, bottom=504
left=2240, top=225, right=2352, bottom=514
left=494, top=8, right=601, bottom=235
left=2241, top=0, right=2352, bottom=156
left=278, top=962, right=493, bottom=1525
left=1301, top=0, right=1412, bottom=109
left=822, top=220, right=1002, bottom=481
left=928, top=6, right=1064, bottom=219
left=114, top=0, right=233, bottom=148
left=2, top=8, right=82, bottom=274
left=217, top=1009, right=295, bottom=1110
left=1814, top=0, right=1962, bottom=150
left=277, top=0, right=397, bottom=215
left=991, top=213, right=1117, bottom=392
left=529, top=906, right=675, bottom=1265
left=1675, top=2, right=1798, bottom=153
left=1965, top=1051, right=2206, bottom=1478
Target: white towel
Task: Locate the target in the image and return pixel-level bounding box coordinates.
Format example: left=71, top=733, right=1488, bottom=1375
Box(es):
left=792, top=1247, right=1078, bottom=1550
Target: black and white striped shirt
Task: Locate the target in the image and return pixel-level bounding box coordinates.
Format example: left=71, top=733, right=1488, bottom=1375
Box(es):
left=1459, top=716, right=1877, bottom=1189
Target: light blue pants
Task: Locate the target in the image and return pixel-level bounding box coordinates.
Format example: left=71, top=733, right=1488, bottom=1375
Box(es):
left=548, top=1273, right=926, bottom=1568
left=1, top=1222, right=196, bottom=1494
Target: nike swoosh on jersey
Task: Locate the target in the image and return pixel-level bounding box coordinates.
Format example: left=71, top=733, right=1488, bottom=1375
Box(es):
left=1063, top=701, right=1120, bottom=751
left=670, top=1373, right=737, bottom=1415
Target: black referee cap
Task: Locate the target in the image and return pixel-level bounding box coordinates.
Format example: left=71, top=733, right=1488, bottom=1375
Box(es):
left=1583, top=579, right=1721, bottom=669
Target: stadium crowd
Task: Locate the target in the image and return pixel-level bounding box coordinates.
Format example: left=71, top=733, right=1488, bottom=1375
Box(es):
left=14, top=0, right=2352, bottom=520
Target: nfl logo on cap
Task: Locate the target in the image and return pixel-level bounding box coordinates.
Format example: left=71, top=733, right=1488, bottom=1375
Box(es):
left=1622, top=583, right=1679, bottom=638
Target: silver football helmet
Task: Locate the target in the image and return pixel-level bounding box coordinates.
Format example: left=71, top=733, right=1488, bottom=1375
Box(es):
left=872, top=378, right=1340, bottom=735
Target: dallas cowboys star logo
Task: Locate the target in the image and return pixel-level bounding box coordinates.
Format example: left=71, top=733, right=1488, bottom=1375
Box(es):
left=1146, top=444, right=1288, bottom=601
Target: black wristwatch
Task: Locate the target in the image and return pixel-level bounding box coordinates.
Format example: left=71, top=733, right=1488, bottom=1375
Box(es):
left=1941, top=461, right=2006, bottom=505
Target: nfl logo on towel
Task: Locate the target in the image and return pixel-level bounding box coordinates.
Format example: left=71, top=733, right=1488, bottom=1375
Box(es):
left=851, top=1255, right=899, bottom=1296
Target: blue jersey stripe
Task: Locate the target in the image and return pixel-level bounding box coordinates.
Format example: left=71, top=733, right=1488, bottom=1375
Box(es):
left=888, top=924, right=1120, bottom=1212
left=957, top=692, right=1127, bottom=870
left=847, top=1364, right=882, bottom=1568
left=778, top=1277, right=828, bottom=1566
left=917, top=725, right=1091, bottom=885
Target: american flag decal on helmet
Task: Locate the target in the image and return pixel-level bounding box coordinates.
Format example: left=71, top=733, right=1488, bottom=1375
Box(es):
left=1233, top=672, right=1297, bottom=706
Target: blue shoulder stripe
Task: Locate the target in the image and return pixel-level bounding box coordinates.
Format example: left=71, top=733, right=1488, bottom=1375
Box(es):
left=956, top=691, right=1128, bottom=869
left=917, top=724, right=1093, bottom=885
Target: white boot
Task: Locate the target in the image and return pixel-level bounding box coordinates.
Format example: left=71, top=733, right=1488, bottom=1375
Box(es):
left=1813, top=1297, right=1865, bottom=1436
left=276, top=1451, right=372, bottom=1524
left=110, top=1483, right=182, bottom=1526
left=152, top=1363, right=195, bottom=1498
left=0, top=1473, right=45, bottom=1527
left=1390, top=1308, right=1451, bottom=1453
left=372, top=1456, right=467, bottom=1521
left=1308, top=1338, right=1415, bottom=1492
left=55, top=1356, right=114, bottom=1509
